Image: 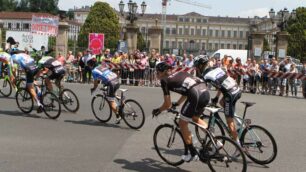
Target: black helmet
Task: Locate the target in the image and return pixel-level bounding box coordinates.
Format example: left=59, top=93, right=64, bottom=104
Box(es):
left=156, top=61, right=171, bottom=72
left=194, top=55, right=209, bottom=67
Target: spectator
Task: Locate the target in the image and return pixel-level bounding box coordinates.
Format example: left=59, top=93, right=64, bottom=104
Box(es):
left=260, top=59, right=270, bottom=94
left=66, top=51, right=75, bottom=82
left=81, top=49, right=93, bottom=84
left=185, top=54, right=194, bottom=67
left=57, top=52, right=66, bottom=65
left=127, top=54, right=136, bottom=85
left=269, top=58, right=279, bottom=95
left=289, top=63, right=298, bottom=97
left=120, top=53, right=129, bottom=85
left=234, top=57, right=243, bottom=86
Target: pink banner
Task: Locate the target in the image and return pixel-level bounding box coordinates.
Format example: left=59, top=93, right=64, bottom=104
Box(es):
left=89, top=33, right=104, bottom=55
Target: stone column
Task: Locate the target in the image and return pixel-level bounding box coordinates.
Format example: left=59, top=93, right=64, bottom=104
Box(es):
left=148, top=26, right=163, bottom=53
left=251, top=31, right=265, bottom=60
left=56, top=21, right=69, bottom=57
left=275, top=31, right=289, bottom=59
left=125, top=23, right=138, bottom=54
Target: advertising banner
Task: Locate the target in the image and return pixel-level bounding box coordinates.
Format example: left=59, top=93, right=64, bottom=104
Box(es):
left=89, top=33, right=105, bottom=55
left=31, top=15, right=59, bottom=36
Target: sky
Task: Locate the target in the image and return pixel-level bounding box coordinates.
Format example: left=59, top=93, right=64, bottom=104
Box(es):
left=58, top=0, right=305, bottom=18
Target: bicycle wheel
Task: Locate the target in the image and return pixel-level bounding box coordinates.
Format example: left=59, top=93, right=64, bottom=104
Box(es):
left=206, top=136, right=247, bottom=172
left=153, top=124, right=187, bottom=166
left=91, top=94, right=112, bottom=122
left=15, top=88, right=33, bottom=114
left=195, top=114, right=225, bottom=142
left=240, top=125, right=277, bottom=164
left=42, top=92, right=61, bottom=119
left=0, top=78, right=12, bottom=97
left=16, top=78, right=26, bottom=89
left=60, top=88, right=79, bottom=113
left=121, top=99, right=145, bottom=129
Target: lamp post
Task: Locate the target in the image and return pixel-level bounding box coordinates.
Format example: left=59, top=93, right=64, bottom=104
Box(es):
left=119, top=0, right=147, bottom=24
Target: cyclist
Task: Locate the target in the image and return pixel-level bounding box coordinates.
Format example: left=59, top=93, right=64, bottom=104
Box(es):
left=36, top=56, right=66, bottom=94
left=0, top=50, right=16, bottom=88
left=86, top=57, right=121, bottom=124
left=152, top=61, right=211, bottom=162
left=193, top=55, right=242, bottom=147
left=11, top=53, right=43, bottom=112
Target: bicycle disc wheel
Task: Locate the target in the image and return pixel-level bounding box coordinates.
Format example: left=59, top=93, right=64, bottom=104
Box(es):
left=91, top=95, right=112, bottom=122
left=207, top=136, right=247, bottom=172
left=0, top=78, right=12, bottom=97
left=153, top=124, right=187, bottom=166
left=195, top=114, right=225, bottom=142
left=15, top=88, right=33, bottom=114
left=60, top=88, right=79, bottom=113
left=240, top=125, right=277, bottom=164
left=42, top=92, right=61, bottom=119
left=121, top=99, right=145, bottom=129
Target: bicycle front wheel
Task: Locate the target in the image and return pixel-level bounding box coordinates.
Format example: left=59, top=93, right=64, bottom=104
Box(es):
left=241, top=125, right=277, bottom=165
left=91, top=95, right=112, bottom=122
left=42, top=92, right=61, bottom=119
left=0, top=78, right=12, bottom=97
left=122, top=99, right=145, bottom=129
left=153, top=124, right=187, bottom=166
left=60, top=88, right=79, bottom=113
left=207, top=136, right=247, bottom=172
left=15, top=88, right=33, bottom=113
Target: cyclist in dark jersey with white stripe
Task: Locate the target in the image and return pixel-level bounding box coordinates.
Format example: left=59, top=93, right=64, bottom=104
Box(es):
left=194, top=55, right=242, bottom=148
left=152, top=61, right=210, bottom=162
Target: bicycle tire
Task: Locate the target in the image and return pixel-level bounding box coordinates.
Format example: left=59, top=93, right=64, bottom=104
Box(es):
left=91, top=94, right=112, bottom=122
left=42, top=92, right=61, bottom=119
left=195, top=114, right=225, bottom=142
left=15, top=88, right=33, bottom=114
left=240, top=125, right=277, bottom=165
left=153, top=124, right=187, bottom=166
left=60, top=88, right=79, bottom=113
left=121, top=99, right=145, bottom=129
left=207, top=136, right=247, bottom=172
left=0, top=78, right=12, bottom=97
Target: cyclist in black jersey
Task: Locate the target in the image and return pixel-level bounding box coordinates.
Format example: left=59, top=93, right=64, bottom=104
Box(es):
left=194, top=55, right=242, bottom=148
left=152, top=61, right=210, bottom=162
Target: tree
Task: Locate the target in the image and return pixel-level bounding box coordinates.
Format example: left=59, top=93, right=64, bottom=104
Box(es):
left=77, top=2, right=120, bottom=51
left=137, top=31, right=146, bottom=51
left=0, top=0, right=59, bottom=14
left=0, top=0, right=18, bottom=11
left=286, top=7, right=306, bottom=62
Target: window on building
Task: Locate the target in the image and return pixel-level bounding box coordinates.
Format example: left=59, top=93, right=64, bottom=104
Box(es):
left=240, top=31, right=243, bottom=38
left=227, top=44, right=231, bottom=49
left=202, top=43, right=206, bottom=50
left=141, top=27, right=145, bottom=33
left=209, top=29, right=213, bottom=36
left=166, top=27, right=171, bottom=35
left=234, top=31, right=237, bottom=38
left=233, top=44, right=237, bottom=49
left=172, top=28, right=177, bottom=35
left=208, top=43, right=212, bottom=50
left=172, top=41, right=176, bottom=48
left=165, top=41, right=169, bottom=48
left=202, top=29, right=206, bottom=36
left=179, top=17, right=184, bottom=22
left=215, top=30, right=219, bottom=37
left=196, top=29, right=201, bottom=36
left=239, top=44, right=243, bottom=49
left=197, top=18, right=201, bottom=23
left=202, top=19, right=208, bottom=23
left=184, top=42, right=188, bottom=49
left=185, top=18, right=190, bottom=22
left=222, top=30, right=225, bottom=37
left=184, top=28, right=189, bottom=34
left=215, top=43, right=219, bottom=50
left=246, top=31, right=249, bottom=37
left=178, top=42, right=183, bottom=48
left=221, top=44, right=225, bottom=49
left=191, top=28, right=195, bottom=35
left=23, top=23, right=30, bottom=29
left=179, top=28, right=183, bottom=35
left=227, top=30, right=231, bottom=38
left=8, top=23, right=12, bottom=29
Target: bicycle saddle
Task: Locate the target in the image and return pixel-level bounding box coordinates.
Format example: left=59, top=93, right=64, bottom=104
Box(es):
left=241, top=101, right=256, bottom=107
left=119, top=89, right=128, bottom=92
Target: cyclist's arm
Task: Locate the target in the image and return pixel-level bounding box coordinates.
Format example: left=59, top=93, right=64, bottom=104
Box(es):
left=176, top=95, right=187, bottom=106
left=159, top=95, right=172, bottom=112
left=92, top=80, right=100, bottom=91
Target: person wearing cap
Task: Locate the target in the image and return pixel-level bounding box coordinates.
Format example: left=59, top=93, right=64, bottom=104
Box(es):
left=81, top=49, right=93, bottom=83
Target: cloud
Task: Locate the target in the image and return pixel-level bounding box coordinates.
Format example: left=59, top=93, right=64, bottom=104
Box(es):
left=239, top=7, right=270, bottom=18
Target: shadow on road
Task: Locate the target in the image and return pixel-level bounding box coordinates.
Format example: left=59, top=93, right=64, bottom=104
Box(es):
left=114, top=158, right=191, bottom=172
left=0, top=109, right=41, bottom=119
left=0, top=96, right=15, bottom=100
left=64, top=119, right=133, bottom=130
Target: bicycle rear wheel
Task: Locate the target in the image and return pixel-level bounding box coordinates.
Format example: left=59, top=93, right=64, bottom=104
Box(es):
left=91, top=95, right=112, bottom=122
left=206, top=136, right=247, bottom=172
left=60, top=88, right=79, bottom=113
left=122, top=99, right=145, bottom=129
left=42, top=92, right=61, bottom=119
left=15, top=88, right=33, bottom=113
left=240, top=125, right=277, bottom=165
left=153, top=124, right=187, bottom=166
left=0, top=78, right=12, bottom=97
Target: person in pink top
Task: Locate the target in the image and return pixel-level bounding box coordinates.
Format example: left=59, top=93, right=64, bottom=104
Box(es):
left=57, top=52, right=66, bottom=66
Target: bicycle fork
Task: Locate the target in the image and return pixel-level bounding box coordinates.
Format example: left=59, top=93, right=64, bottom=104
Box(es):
left=167, top=126, right=177, bottom=148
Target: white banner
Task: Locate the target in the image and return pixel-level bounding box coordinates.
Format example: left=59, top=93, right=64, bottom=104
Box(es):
left=6, top=31, right=49, bottom=51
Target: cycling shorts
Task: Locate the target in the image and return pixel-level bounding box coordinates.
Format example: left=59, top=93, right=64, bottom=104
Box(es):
left=25, top=65, right=39, bottom=84
left=105, top=79, right=120, bottom=101
left=223, top=88, right=242, bottom=118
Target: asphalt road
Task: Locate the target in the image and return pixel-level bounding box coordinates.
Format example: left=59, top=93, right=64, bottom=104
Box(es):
left=0, top=83, right=305, bottom=172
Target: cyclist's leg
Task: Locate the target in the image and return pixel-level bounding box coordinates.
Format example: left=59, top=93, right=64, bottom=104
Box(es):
left=26, top=69, right=42, bottom=107
left=106, top=80, right=120, bottom=116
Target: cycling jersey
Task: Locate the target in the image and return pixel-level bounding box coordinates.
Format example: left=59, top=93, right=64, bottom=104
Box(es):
left=11, top=53, right=35, bottom=70
left=203, top=67, right=240, bottom=94
left=38, top=56, right=66, bottom=80
left=92, top=65, right=118, bottom=84
left=160, top=71, right=204, bottom=96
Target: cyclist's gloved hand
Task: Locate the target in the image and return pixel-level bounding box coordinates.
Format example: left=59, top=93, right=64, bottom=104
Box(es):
left=211, top=97, right=219, bottom=105
left=172, top=102, right=179, bottom=107
left=152, top=108, right=161, bottom=118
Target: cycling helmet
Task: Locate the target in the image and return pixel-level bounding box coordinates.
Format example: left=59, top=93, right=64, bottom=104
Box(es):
left=193, top=55, right=209, bottom=67
left=155, top=61, right=171, bottom=72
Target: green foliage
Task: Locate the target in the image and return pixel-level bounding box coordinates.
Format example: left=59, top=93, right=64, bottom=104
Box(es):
left=77, top=2, right=120, bottom=51
left=137, top=32, right=146, bottom=51
left=286, top=7, right=306, bottom=62
left=0, top=0, right=58, bottom=14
